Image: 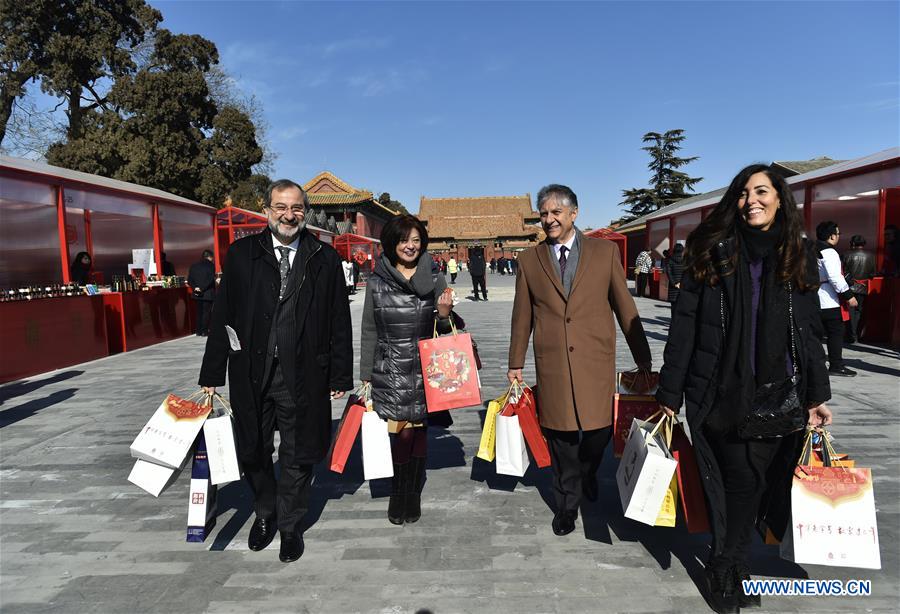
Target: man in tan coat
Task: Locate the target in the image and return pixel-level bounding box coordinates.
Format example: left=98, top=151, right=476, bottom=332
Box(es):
left=508, top=184, right=652, bottom=536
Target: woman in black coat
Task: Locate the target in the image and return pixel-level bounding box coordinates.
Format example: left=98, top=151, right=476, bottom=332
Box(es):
left=665, top=243, right=686, bottom=315
left=70, top=251, right=92, bottom=285
left=656, top=164, right=832, bottom=613
left=359, top=215, right=456, bottom=525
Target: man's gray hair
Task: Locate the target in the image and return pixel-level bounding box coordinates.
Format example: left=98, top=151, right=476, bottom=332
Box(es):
left=266, top=179, right=309, bottom=208
left=536, top=184, right=578, bottom=210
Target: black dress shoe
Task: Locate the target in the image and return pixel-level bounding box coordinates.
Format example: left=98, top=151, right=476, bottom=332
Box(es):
left=279, top=531, right=304, bottom=563
left=704, top=564, right=740, bottom=614
left=551, top=510, right=577, bottom=536
left=733, top=564, right=762, bottom=609
left=248, top=516, right=277, bottom=551
left=583, top=476, right=598, bottom=503
left=829, top=365, right=857, bottom=377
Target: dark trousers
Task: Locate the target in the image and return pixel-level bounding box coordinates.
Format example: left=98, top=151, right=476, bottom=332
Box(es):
left=819, top=307, right=845, bottom=368
left=543, top=426, right=612, bottom=512
left=636, top=273, right=648, bottom=297
left=847, top=295, right=864, bottom=342
left=450, top=272, right=457, bottom=284
left=472, top=274, right=487, bottom=299
left=195, top=299, right=213, bottom=335
left=707, top=431, right=780, bottom=566
left=242, top=360, right=313, bottom=533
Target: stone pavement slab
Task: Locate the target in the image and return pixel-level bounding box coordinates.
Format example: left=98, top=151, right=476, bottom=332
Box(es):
left=1, top=270, right=898, bottom=613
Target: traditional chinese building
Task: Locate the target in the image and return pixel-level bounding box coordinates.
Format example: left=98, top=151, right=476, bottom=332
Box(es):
left=302, top=171, right=399, bottom=239
left=418, top=194, right=545, bottom=262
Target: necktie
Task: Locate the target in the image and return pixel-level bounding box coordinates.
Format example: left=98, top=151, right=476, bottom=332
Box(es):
left=558, top=245, right=568, bottom=280
left=277, top=246, right=291, bottom=299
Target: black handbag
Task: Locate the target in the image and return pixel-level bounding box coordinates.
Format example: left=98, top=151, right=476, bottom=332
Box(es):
left=730, top=285, right=807, bottom=439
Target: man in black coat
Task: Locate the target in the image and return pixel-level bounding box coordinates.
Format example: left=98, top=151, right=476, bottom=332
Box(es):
left=199, top=179, right=353, bottom=563
left=469, top=247, right=488, bottom=300
left=187, top=250, right=216, bottom=336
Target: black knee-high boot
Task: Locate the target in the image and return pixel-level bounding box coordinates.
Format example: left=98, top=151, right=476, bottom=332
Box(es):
left=405, top=456, right=426, bottom=523
left=388, top=462, right=406, bottom=525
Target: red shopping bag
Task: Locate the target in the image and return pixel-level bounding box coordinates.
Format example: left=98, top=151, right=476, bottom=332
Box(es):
left=418, top=320, right=481, bottom=412
left=669, top=422, right=711, bottom=534
left=329, top=389, right=367, bottom=473
left=612, top=393, right=659, bottom=457
left=506, top=385, right=551, bottom=468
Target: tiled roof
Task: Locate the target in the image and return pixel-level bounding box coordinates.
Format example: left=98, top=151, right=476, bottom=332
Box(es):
left=772, top=157, right=845, bottom=175
left=301, top=170, right=400, bottom=216
left=419, top=194, right=542, bottom=240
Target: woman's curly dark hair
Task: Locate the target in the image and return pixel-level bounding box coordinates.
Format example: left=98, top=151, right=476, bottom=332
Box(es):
left=685, top=163, right=815, bottom=291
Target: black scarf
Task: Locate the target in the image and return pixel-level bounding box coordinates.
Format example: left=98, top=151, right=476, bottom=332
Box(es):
left=706, top=218, right=792, bottom=434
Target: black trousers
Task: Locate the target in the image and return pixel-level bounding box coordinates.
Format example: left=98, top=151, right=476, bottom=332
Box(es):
left=543, top=426, right=612, bottom=512
left=636, top=273, right=648, bottom=297
left=847, top=295, right=864, bottom=341
left=472, top=274, right=487, bottom=299
left=195, top=299, right=213, bottom=335
left=707, top=431, right=780, bottom=566
left=450, top=272, right=457, bottom=284
left=242, top=360, right=313, bottom=533
left=819, top=307, right=845, bottom=368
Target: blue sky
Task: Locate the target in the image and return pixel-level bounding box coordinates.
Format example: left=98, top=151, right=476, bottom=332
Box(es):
left=153, top=0, right=897, bottom=227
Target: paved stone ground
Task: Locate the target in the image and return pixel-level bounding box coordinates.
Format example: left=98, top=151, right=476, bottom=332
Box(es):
left=1, top=270, right=898, bottom=613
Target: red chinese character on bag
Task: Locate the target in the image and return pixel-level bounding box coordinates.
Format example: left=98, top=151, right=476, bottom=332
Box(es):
left=192, top=493, right=205, bottom=504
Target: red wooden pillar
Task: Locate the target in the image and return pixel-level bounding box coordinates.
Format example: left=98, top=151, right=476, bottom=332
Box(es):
left=152, top=203, right=163, bottom=276
left=57, top=185, right=71, bottom=283
left=876, top=188, right=887, bottom=270
left=213, top=214, right=222, bottom=272
left=84, top=209, right=94, bottom=257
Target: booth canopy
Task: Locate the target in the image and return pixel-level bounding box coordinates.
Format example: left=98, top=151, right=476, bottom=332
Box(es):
left=585, top=227, right=627, bottom=271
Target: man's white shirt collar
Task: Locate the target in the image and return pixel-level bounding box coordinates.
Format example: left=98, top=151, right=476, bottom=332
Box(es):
left=272, top=234, right=300, bottom=252
left=552, top=233, right=576, bottom=257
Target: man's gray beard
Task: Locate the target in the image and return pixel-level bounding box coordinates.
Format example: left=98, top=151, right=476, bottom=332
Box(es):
left=269, top=219, right=305, bottom=244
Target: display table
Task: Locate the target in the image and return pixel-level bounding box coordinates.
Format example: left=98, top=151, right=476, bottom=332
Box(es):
left=102, top=287, right=194, bottom=354
left=0, top=295, right=109, bottom=384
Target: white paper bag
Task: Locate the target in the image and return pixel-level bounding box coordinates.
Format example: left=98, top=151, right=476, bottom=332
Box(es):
left=495, top=414, right=530, bottom=477
left=781, top=465, right=881, bottom=569
left=130, top=394, right=211, bottom=469
left=361, top=411, right=394, bottom=481
left=615, top=416, right=678, bottom=526
left=203, top=411, right=240, bottom=486
left=127, top=458, right=182, bottom=497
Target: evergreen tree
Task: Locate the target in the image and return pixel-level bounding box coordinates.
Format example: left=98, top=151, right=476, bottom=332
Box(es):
left=619, top=129, right=702, bottom=220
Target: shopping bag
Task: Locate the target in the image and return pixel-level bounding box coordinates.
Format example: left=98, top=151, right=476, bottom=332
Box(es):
left=131, top=392, right=212, bottom=469
left=127, top=458, right=184, bottom=497
left=328, top=384, right=369, bottom=474
left=495, top=413, right=530, bottom=477
left=418, top=318, right=481, bottom=412
left=509, top=384, right=551, bottom=468
left=612, top=393, right=659, bottom=458
left=781, top=430, right=881, bottom=569
left=361, top=410, right=394, bottom=480
left=615, top=412, right=678, bottom=526
left=616, top=370, right=660, bottom=395
left=670, top=422, right=711, bottom=533
left=186, top=432, right=217, bottom=543
left=477, top=386, right=512, bottom=462
left=654, top=474, right=678, bottom=527
left=202, top=394, right=240, bottom=486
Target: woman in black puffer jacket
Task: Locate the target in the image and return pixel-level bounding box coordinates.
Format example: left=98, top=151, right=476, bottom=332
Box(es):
left=656, top=164, right=832, bottom=614
left=359, top=215, right=456, bottom=525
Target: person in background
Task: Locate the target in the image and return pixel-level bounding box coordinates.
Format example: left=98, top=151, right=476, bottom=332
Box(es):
left=665, top=243, right=686, bottom=317
left=188, top=249, right=216, bottom=336
left=447, top=256, right=458, bottom=284
left=198, top=179, right=353, bottom=563
left=842, top=235, right=875, bottom=344
left=497, top=256, right=506, bottom=275
left=634, top=248, right=652, bottom=297
left=508, top=184, right=651, bottom=538
left=815, top=221, right=857, bottom=376
left=342, top=259, right=356, bottom=295
left=657, top=164, right=831, bottom=613
left=70, top=251, right=93, bottom=285
left=359, top=214, right=456, bottom=525
left=160, top=252, right=176, bottom=277
left=469, top=249, right=488, bottom=301
left=489, top=257, right=496, bottom=273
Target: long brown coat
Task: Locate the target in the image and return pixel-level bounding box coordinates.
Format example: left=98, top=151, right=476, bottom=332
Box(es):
left=509, top=236, right=651, bottom=431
